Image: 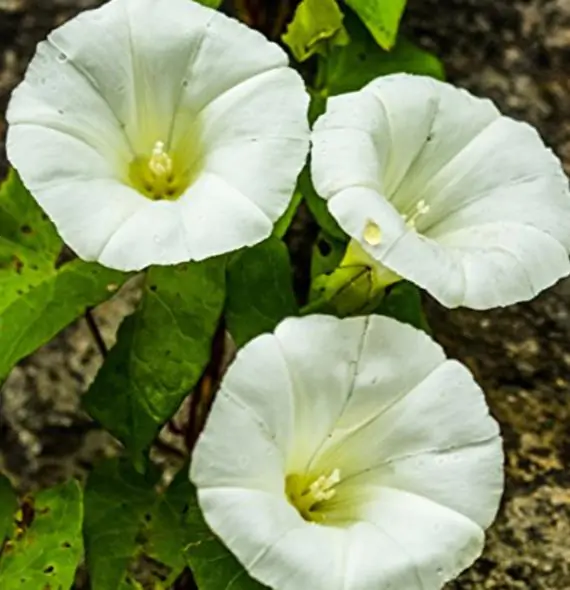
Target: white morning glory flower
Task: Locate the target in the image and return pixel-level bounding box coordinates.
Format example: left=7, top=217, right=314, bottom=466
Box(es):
left=311, top=74, right=570, bottom=309
left=191, top=314, right=504, bottom=590
left=6, top=0, right=310, bottom=271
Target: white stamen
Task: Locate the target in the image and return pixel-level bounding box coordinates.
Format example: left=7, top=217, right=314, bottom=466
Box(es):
left=403, top=199, right=431, bottom=230
left=148, top=140, right=173, bottom=177
left=308, top=468, right=341, bottom=503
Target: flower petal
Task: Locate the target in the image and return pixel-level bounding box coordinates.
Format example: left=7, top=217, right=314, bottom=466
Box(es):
left=310, top=127, right=383, bottom=198
left=414, top=117, right=570, bottom=244
left=198, top=486, right=428, bottom=590
left=329, top=485, right=486, bottom=589
left=98, top=200, right=190, bottom=270
left=191, top=333, right=295, bottom=491
left=311, top=90, right=389, bottom=199
left=273, top=315, right=369, bottom=473
left=7, top=124, right=144, bottom=261
left=337, top=522, right=424, bottom=590
left=197, top=487, right=345, bottom=590
left=200, top=67, right=309, bottom=220
left=173, top=1, right=288, bottom=117
left=199, top=68, right=307, bottom=147
left=320, top=315, right=446, bottom=435
left=205, top=136, right=308, bottom=222
left=191, top=391, right=285, bottom=495
left=317, top=358, right=500, bottom=480
left=437, top=222, right=570, bottom=309
left=6, top=35, right=131, bottom=168
left=178, top=172, right=273, bottom=262
left=365, top=438, right=504, bottom=528
left=95, top=170, right=275, bottom=270
left=368, top=75, right=500, bottom=208
left=120, top=0, right=217, bottom=149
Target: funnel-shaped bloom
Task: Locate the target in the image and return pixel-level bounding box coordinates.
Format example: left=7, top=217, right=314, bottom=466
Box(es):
left=191, top=315, right=504, bottom=590
left=311, top=74, right=570, bottom=309
left=7, top=0, right=310, bottom=271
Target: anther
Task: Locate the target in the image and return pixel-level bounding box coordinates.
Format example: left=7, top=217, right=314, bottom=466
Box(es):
left=403, top=199, right=431, bottom=230
left=148, top=140, right=173, bottom=178
left=308, top=469, right=341, bottom=503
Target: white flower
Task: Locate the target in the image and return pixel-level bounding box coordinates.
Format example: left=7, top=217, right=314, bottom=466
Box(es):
left=191, top=314, right=504, bottom=590
left=7, top=0, right=309, bottom=271
left=311, top=74, right=570, bottom=309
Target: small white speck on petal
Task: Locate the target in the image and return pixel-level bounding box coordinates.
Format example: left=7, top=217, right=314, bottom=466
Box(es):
left=363, top=219, right=382, bottom=245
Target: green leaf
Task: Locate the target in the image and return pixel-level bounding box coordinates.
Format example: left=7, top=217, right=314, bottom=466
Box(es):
left=0, top=172, right=60, bottom=302
left=326, top=13, right=445, bottom=95
left=143, top=472, right=191, bottom=585
left=0, top=171, right=129, bottom=382
left=0, top=260, right=129, bottom=382
left=197, top=0, right=222, bottom=8
left=85, top=260, right=226, bottom=469
left=299, top=167, right=346, bottom=241
left=282, top=0, right=349, bottom=62
left=344, top=0, right=407, bottom=49
left=0, top=479, right=83, bottom=590
left=308, top=88, right=328, bottom=125
left=0, top=475, right=17, bottom=543
left=142, top=472, right=265, bottom=589
left=144, top=501, right=186, bottom=585
left=91, top=467, right=266, bottom=590
left=118, top=579, right=144, bottom=590
left=375, top=281, right=430, bottom=332
left=273, top=190, right=302, bottom=239
left=226, top=237, right=298, bottom=348
left=184, top=486, right=266, bottom=590
left=310, top=231, right=346, bottom=280
left=83, top=459, right=158, bottom=590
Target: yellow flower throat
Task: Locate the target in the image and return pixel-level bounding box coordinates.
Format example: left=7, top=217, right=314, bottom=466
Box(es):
left=129, top=140, right=188, bottom=201
left=286, top=469, right=341, bottom=523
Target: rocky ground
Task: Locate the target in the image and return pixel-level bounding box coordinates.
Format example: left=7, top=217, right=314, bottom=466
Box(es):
left=0, top=0, right=569, bottom=588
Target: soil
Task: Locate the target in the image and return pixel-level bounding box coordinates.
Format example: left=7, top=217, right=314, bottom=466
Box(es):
left=0, top=0, right=569, bottom=589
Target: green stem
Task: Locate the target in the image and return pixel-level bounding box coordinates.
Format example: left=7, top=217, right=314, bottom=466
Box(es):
left=85, top=308, right=107, bottom=358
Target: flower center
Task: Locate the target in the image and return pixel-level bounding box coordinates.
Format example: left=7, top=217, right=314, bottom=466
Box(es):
left=402, top=199, right=430, bottom=230
left=149, top=141, right=173, bottom=177
left=128, top=140, right=189, bottom=201
left=286, top=468, right=341, bottom=523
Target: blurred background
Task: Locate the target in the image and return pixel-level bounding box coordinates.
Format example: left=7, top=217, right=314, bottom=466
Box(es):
left=0, top=0, right=569, bottom=588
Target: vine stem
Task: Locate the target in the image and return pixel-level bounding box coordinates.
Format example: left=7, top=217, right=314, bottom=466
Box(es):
left=185, top=318, right=227, bottom=453
left=84, top=308, right=108, bottom=358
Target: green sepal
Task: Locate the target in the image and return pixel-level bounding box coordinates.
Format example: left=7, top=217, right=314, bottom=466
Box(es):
left=282, top=0, right=350, bottom=62
left=375, top=281, right=430, bottom=332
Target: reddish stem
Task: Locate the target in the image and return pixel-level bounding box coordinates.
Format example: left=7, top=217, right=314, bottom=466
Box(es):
left=185, top=319, right=226, bottom=453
